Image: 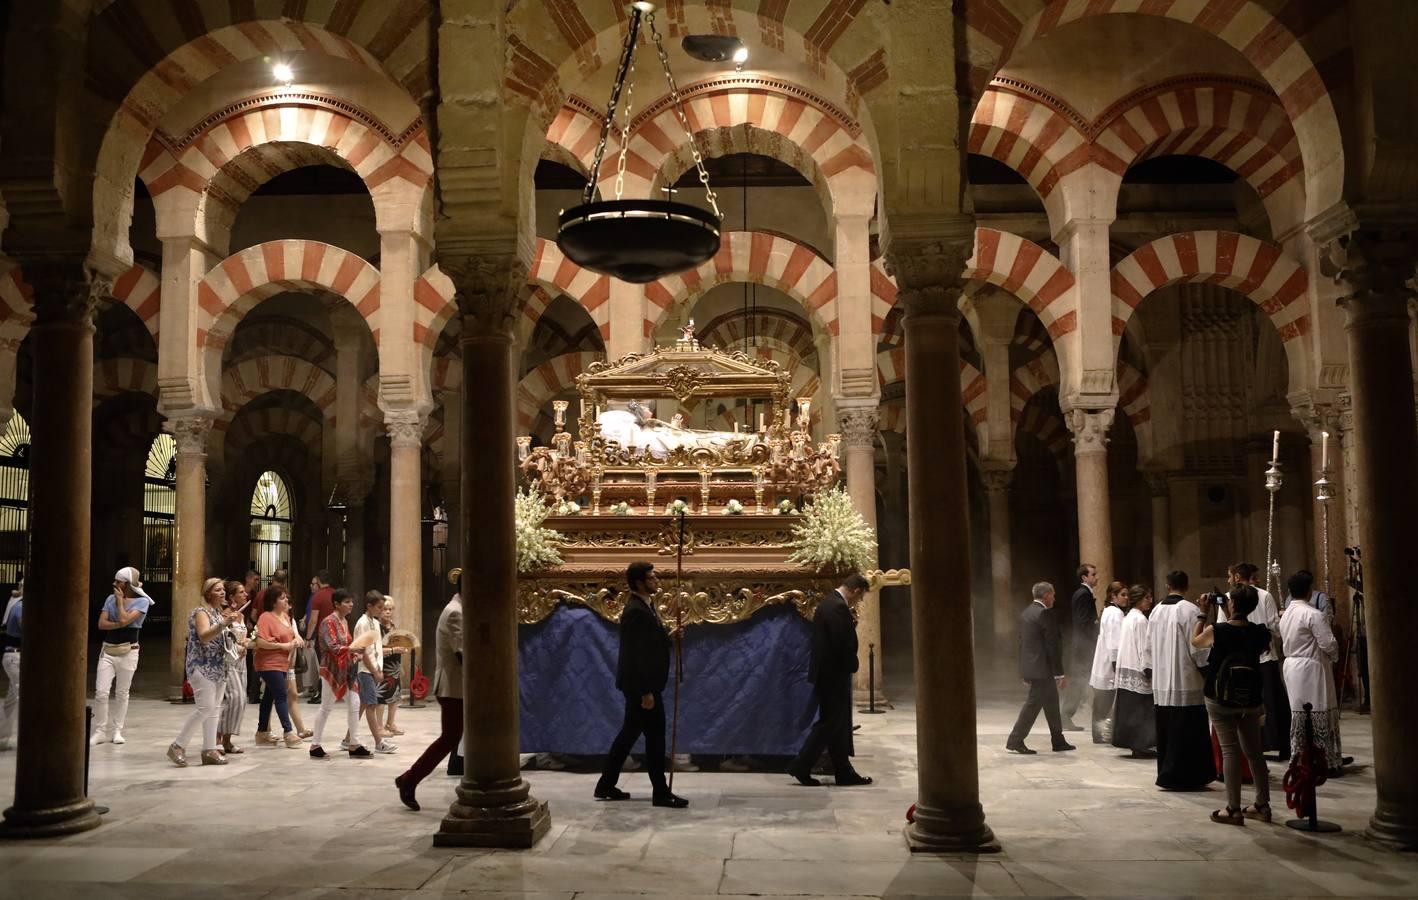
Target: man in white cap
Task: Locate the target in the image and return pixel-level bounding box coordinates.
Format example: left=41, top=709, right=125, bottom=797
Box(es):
left=91, top=567, right=154, bottom=745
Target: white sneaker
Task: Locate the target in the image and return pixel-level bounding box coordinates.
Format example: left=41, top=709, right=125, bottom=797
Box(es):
left=110, top=730, right=126, bottom=745
left=339, top=738, right=351, bottom=751
left=374, top=741, right=398, bottom=754
left=90, top=731, right=110, bottom=746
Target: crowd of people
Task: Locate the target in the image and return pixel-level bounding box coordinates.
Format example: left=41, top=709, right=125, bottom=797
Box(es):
left=1009, top=561, right=1352, bottom=826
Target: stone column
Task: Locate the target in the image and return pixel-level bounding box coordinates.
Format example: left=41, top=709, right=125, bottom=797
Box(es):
left=1143, top=472, right=1172, bottom=594
left=344, top=480, right=372, bottom=598
left=838, top=405, right=883, bottom=702
left=894, top=243, right=997, bottom=853
left=435, top=259, right=549, bottom=848
left=167, top=415, right=214, bottom=698
left=1065, top=408, right=1115, bottom=613
left=386, top=411, right=426, bottom=651
left=1323, top=227, right=1418, bottom=849
left=979, top=465, right=1015, bottom=648
left=2, top=269, right=103, bottom=838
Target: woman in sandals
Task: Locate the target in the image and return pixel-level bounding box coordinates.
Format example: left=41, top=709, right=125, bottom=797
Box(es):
left=1192, top=584, right=1273, bottom=825
left=378, top=595, right=407, bottom=737
left=253, top=588, right=307, bottom=748
left=217, top=579, right=255, bottom=755
left=168, top=578, right=235, bottom=767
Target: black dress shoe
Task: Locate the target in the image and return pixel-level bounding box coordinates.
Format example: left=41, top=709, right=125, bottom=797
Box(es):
left=1052, top=742, right=1077, bottom=752
left=652, top=792, right=689, bottom=808
left=395, top=775, right=419, bottom=811
left=835, top=774, right=873, bottom=786
left=349, top=746, right=373, bottom=759
left=787, top=765, right=821, bottom=786
left=594, top=786, right=631, bottom=801
left=1006, top=743, right=1037, bottom=755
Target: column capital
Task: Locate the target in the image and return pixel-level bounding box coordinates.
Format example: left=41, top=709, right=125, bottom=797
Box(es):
left=886, top=236, right=971, bottom=312
left=837, top=405, right=880, bottom=447
left=1318, top=220, right=1418, bottom=310
left=26, top=263, right=106, bottom=326
left=166, top=413, right=217, bottom=456
left=1064, top=407, right=1114, bottom=456
left=385, top=410, right=427, bottom=448
left=978, top=464, right=1013, bottom=493
left=441, top=252, right=527, bottom=337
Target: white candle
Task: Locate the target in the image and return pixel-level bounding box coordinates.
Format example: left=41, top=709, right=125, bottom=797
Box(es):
left=758, top=412, right=765, bottom=433
left=1272, top=429, right=1280, bottom=462
left=734, top=421, right=740, bottom=433
left=595, top=405, right=601, bottom=420
left=1321, top=431, right=1329, bottom=471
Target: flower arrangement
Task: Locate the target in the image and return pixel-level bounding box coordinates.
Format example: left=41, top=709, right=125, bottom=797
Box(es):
left=515, top=487, right=565, bottom=573
left=666, top=498, right=690, bottom=515
left=775, top=498, right=795, bottom=515
left=787, top=486, right=877, bottom=576
left=609, top=501, right=634, bottom=516
left=723, top=499, right=744, bottom=515
left=556, top=500, right=581, bottom=516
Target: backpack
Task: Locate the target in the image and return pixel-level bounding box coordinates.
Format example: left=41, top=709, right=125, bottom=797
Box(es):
left=1213, top=644, right=1263, bottom=708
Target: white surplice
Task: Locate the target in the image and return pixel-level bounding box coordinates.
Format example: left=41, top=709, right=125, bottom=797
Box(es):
left=1089, top=605, right=1125, bottom=690
left=1247, top=585, right=1281, bottom=663
left=1114, top=607, right=1152, bottom=695
left=1148, top=596, right=1209, bottom=707
left=1280, top=598, right=1338, bottom=713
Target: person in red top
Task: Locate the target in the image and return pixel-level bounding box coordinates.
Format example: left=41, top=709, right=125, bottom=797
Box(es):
left=303, top=570, right=335, bottom=703
left=252, top=569, right=289, bottom=622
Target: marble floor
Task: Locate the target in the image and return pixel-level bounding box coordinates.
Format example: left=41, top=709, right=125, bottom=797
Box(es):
left=0, top=660, right=1414, bottom=899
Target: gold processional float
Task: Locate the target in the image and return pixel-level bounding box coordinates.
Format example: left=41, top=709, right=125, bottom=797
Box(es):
left=450, top=328, right=909, bottom=627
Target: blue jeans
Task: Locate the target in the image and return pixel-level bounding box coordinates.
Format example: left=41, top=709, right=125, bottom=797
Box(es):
left=257, top=670, right=293, bottom=733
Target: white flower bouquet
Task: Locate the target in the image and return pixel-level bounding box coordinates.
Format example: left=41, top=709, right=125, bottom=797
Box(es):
left=724, top=499, right=744, bottom=515
left=610, top=501, right=634, bottom=515
left=774, top=498, right=795, bottom=515
left=787, top=486, right=877, bottom=576
left=515, top=487, right=565, bottom=573
left=666, top=499, right=690, bottom=515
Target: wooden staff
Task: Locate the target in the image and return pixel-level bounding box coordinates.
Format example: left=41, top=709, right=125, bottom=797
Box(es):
left=668, top=505, right=686, bottom=791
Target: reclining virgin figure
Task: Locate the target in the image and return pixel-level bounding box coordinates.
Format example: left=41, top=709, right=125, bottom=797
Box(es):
left=596, top=399, right=760, bottom=459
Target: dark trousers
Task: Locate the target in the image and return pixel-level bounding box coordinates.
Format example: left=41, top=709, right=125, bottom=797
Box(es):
left=791, top=676, right=855, bottom=778
left=1008, top=677, right=1065, bottom=747
left=1061, top=650, right=1090, bottom=722
left=598, top=691, right=667, bottom=795
left=257, top=670, right=292, bottom=732
left=403, top=696, right=461, bottom=787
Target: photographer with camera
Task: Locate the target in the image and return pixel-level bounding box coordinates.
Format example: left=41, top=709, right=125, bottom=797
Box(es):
left=1192, top=584, right=1272, bottom=825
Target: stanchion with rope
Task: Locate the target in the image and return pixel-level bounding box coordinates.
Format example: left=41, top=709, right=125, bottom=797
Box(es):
left=858, top=643, right=885, bottom=715
left=1283, top=702, right=1340, bottom=833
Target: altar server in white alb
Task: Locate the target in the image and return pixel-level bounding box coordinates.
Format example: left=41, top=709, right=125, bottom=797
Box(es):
left=1149, top=570, right=1215, bottom=790
left=1111, top=585, right=1155, bottom=756
left=1088, top=581, right=1128, bottom=744
left=1280, top=570, right=1343, bottom=773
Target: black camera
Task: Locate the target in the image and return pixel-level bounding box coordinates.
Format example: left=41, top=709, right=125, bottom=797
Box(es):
left=1200, top=587, right=1227, bottom=607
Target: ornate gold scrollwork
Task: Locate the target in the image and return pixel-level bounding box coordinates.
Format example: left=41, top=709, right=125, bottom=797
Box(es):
left=516, top=581, right=830, bottom=625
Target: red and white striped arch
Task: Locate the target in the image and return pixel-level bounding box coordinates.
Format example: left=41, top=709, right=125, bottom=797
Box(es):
left=877, top=348, right=989, bottom=428
left=698, top=309, right=818, bottom=361
left=645, top=232, right=838, bottom=340
left=529, top=239, right=611, bottom=340
left=110, top=264, right=162, bottom=341
left=1116, top=358, right=1153, bottom=459
left=221, top=405, right=324, bottom=450
left=1109, top=231, right=1310, bottom=384
left=93, top=357, right=157, bottom=403
left=1015, top=398, right=1072, bottom=458
left=516, top=351, right=604, bottom=432
left=197, top=241, right=381, bottom=358
left=544, top=104, right=612, bottom=174
left=969, top=86, right=1094, bottom=206
left=1009, top=352, right=1061, bottom=424
left=967, top=228, right=1076, bottom=340
left=221, top=356, right=338, bottom=425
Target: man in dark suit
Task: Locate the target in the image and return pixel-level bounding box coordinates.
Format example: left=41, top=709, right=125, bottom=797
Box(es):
left=594, top=561, right=688, bottom=808
left=1061, top=564, right=1098, bottom=731
left=788, top=573, right=873, bottom=787
left=1006, top=581, right=1076, bottom=754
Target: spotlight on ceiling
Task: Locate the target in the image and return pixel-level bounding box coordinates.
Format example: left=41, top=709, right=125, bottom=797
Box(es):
left=681, top=34, right=747, bottom=65
left=272, top=62, right=294, bottom=85
left=732, top=45, right=750, bottom=71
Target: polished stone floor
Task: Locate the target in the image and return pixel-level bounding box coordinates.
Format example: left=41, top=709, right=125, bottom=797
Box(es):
left=0, top=656, right=1414, bottom=899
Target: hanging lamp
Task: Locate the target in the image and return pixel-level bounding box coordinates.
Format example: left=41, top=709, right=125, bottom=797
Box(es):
left=556, top=2, right=722, bottom=284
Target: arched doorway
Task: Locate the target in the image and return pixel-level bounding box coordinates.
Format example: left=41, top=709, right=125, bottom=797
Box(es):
left=0, top=414, right=30, bottom=588
left=142, top=433, right=176, bottom=607
left=249, top=471, right=294, bottom=583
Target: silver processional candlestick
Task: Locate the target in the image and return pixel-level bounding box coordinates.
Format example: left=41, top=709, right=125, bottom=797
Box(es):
left=1315, top=430, right=1333, bottom=599
left=1264, top=431, right=1283, bottom=601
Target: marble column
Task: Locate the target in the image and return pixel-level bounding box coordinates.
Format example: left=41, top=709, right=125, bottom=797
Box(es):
left=1066, top=409, right=1115, bottom=614
left=167, top=415, right=214, bottom=698
left=435, top=268, right=549, bottom=848
left=386, top=411, right=425, bottom=652
left=895, top=252, right=996, bottom=853
left=2, top=269, right=103, bottom=838
left=979, top=465, right=1015, bottom=648
left=1326, top=229, right=1418, bottom=850
left=1143, top=472, right=1172, bottom=595
left=344, top=480, right=372, bottom=598
left=839, top=405, right=884, bottom=703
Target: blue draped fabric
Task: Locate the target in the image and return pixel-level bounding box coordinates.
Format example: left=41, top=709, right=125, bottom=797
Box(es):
left=518, top=603, right=816, bottom=754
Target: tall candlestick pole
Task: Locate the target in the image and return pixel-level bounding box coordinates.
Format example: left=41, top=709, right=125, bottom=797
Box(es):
left=1272, top=429, right=1281, bottom=462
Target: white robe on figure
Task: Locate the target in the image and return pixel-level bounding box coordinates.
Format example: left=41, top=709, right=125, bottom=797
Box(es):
left=1280, top=597, right=1341, bottom=763
left=1148, top=597, right=1209, bottom=707
left=1248, top=585, right=1281, bottom=663
left=1115, top=608, right=1152, bottom=695
left=1089, top=605, right=1125, bottom=691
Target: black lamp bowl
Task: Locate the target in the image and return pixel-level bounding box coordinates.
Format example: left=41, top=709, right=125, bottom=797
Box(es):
left=681, top=34, right=746, bottom=63
left=557, top=199, right=721, bottom=283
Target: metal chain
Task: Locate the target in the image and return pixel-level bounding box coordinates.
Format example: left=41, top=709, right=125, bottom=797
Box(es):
left=646, top=12, right=721, bottom=218
left=613, top=50, right=637, bottom=201
left=583, top=7, right=644, bottom=205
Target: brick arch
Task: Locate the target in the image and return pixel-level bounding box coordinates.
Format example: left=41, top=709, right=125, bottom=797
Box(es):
left=93, top=357, right=158, bottom=404
left=1109, top=231, right=1310, bottom=387
left=109, top=263, right=162, bottom=341
left=544, top=103, right=614, bottom=175
left=698, top=309, right=818, bottom=361
left=968, top=86, right=1092, bottom=209
left=876, top=347, right=988, bottom=428
left=221, top=356, right=338, bottom=426
left=1116, top=357, right=1153, bottom=461
left=644, top=232, right=838, bottom=340
left=997, top=0, right=1342, bottom=220
left=516, top=351, right=604, bottom=432
left=222, top=403, right=324, bottom=452
left=1094, top=80, right=1304, bottom=233
left=198, top=241, right=380, bottom=399
left=966, top=228, right=1076, bottom=341
left=90, top=10, right=431, bottom=262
